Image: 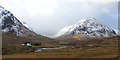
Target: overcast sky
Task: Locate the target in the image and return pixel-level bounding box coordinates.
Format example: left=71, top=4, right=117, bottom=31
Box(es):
left=0, top=0, right=119, bottom=36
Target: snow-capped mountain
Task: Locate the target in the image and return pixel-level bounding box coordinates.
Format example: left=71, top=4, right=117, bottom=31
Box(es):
left=52, top=18, right=116, bottom=38
left=0, top=6, right=37, bottom=37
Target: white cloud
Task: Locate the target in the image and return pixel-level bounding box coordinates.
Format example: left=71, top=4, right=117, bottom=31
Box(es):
left=102, top=8, right=111, bottom=14
left=25, top=0, right=58, bottom=15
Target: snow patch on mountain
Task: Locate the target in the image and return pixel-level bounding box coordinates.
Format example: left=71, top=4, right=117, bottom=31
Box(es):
left=22, top=22, right=30, bottom=29
left=54, top=25, right=73, bottom=37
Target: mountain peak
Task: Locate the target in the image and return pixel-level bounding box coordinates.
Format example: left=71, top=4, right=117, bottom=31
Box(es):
left=78, top=18, right=99, bottom=24
left=0, top=6, right=37, bottom=37
left=52, top=18, right=116, bottom=38
left=79, top=18, right=95, bottom=22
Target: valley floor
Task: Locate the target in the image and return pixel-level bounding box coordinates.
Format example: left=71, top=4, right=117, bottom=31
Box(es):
left=2, top=44, right=118, bottom=58
left=2, top=33, right=119, bottom=59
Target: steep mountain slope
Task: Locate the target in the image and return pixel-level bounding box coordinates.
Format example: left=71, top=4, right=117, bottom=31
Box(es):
left=53, top=18, right=116, bottom=38
left=0, top=6, right=37, bottom=37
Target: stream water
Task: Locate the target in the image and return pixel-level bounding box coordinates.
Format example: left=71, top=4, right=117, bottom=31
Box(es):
left=35, top=46, right=67, bottom=52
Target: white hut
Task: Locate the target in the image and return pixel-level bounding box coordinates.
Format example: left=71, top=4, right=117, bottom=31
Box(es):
left=26, top=43, right=32, bottom=46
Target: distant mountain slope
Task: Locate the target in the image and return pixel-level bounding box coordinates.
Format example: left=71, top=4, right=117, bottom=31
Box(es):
left=0, top=6, right=37, bottom=37
left=52, top=18, right=116, bottom=38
